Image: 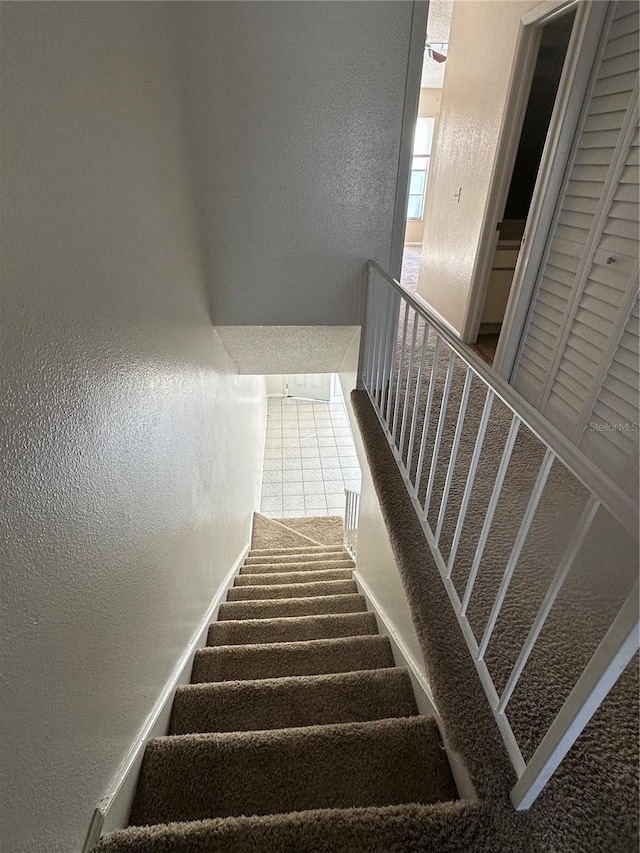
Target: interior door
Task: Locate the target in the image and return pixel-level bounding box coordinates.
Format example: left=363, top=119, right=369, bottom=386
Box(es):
left=511, top=1, right=639, bottom=494
left=285, top=374, right=332, bottom=401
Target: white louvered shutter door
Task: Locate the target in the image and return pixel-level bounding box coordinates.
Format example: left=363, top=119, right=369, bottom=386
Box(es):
left=580, top=294, right=639, bottom=499
left=512, top=1, right=639, bottom=495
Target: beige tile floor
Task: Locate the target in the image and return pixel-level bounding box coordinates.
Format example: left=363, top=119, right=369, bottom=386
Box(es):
left=259, top=394, right=361, bottom=518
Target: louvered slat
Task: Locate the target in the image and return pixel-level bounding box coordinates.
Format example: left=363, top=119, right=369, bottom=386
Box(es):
left=513, top=2, right=639, bottom=490
left=581, top=293, right=639, bottom=486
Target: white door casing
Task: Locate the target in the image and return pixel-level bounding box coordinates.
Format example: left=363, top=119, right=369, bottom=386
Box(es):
left=464, top=0, right=608, bottom=348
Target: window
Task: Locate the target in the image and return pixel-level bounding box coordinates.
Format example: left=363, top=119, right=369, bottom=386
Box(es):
left=406, top=117, right=435, bottom=220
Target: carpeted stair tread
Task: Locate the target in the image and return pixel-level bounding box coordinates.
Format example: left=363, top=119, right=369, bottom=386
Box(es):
left=191, top=635, right=394, bottom=682
left=234, top=568, right=354, bottom=586
left=218, top=594, right=367, bottom=621
left=240, top=559, right=355, bottom=575
left=249, top=545, right=346, bottom=557
left=227, top=580, right=357, bottom=601
left=97, top=800, right=483, bottom=853
left=207, top=612, right=379, bottom=646
left=128, top=716, right=457, bottom=826
left=272, top=516, right=344, bottom=547
left=170, top=668, right=418, bottom=734
left=251, top=514, right=323, bottom=550
left=245, top=551, right=351, bottom=566
left=95, top=513, right=464, bottom=851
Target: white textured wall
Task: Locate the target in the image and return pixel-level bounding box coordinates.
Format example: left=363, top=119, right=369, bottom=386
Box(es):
left=266, top=375, right=286, bottom=396
left=217, top=326, right=360, bottom=375
left=417, top=0, right=537, bottom=334
left=172, top=1, right=414, bottom=326
left=0, top=5, right=266, bottom=852
left=354, top=467, right=426, bottom=670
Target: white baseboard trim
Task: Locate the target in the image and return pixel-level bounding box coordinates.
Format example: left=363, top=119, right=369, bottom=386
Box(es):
left=81, top=543, right=250, bottom=852
left=352, top=569, right=477, bottom=803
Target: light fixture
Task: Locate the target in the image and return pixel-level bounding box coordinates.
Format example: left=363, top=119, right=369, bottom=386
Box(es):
left=425, top=42, right=448, bottom=63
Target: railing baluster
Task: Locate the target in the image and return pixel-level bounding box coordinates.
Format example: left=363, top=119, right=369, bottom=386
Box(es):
left=381, top=286, right=392, bottom=416
left=511, top=580, right=639, bottom=811
left=413, top=336, right=443, bottom=499
left=368, top=275, right=382, bottom=398
left=379, top=286, right=395, bottom=411
left=373, top=280, right=390, bottom=408
left=364, top=272, right=378, bottom=390
left=446, top=389, right=494, bottom=579
left=343, top=488, right=360, bottom=560
left=365, top=259, right=638, bottom=538
left=498, top=495, right=601, bottom=713
left=477, top=448, right=555, bottom=660
left=383, top=290, right=402, bottom=426
left=392, top=302, right=411, bottom=442
left=435, top=367, right=473, bottom=548
left=422, top=349, right=456, bottom=521
left=462, top=415, right=520, bottom=616
left=360, top=262, right=640, bottom=810
left=406, top=320, right=430, bottom=478
left=399, top=310, right=419, bottom=456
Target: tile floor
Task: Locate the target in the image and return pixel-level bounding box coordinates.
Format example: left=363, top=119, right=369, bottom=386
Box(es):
left=259, top=394, right=362, bottom=519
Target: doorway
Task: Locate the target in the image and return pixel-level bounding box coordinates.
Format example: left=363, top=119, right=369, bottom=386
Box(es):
left=284, top=374, right=333, bottom=402
left=474, top=8, right=577, bottom=366
left=399, top=0, right=452, bottom=293
left=260, top=374, right=361, bottom=518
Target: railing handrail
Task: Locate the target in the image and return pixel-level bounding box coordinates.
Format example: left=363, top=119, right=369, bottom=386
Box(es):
left=367, top=260, right=638, bottom=538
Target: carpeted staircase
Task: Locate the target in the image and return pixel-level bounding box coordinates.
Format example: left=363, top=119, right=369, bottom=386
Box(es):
left=94, top=515, right=460, bottom=853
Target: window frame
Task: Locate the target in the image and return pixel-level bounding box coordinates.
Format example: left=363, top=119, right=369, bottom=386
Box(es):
left=406, top=116, right=435, bottom=221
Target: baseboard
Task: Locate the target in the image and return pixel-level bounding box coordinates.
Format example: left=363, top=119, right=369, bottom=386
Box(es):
left=81, top=543, right=250, bottom=852
left=352, top=569, right=477, bottom=803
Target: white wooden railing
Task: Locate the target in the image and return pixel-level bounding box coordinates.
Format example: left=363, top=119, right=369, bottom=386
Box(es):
left=359, top=260, right=639, bottom=810
left=343, top=489, right=360, bottom=560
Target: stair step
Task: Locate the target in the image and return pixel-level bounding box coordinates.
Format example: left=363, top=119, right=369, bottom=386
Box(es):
left=207, top=612, right=379, bottom=646
left=227, top=580, right=357, bottom=601
left=249, top=544, right=345, bottom=557
left=218, top=594, right=367, bottom=621
left=171, top=668, right=418, bottom=734
left=240, top=559, right=354, bottom=575
left=191, top=635, right=394, bottom=682
left=270, top=516, right=345, bottom=548
left=234, top=567, right=354, bottom=586
left=129, top=716, right=457, bottom=826
left=245, top=551, right=349, bottom=566
left=95, top=801, right=471, bottom=853
left=251, top=514, right=325, bottom=550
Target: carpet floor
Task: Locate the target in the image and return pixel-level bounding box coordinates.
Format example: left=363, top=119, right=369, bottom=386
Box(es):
left=95, top=516, right=464, bottom=852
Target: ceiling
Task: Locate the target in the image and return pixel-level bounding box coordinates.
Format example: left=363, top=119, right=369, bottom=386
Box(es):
left=421, top=0, right=453, bottom=89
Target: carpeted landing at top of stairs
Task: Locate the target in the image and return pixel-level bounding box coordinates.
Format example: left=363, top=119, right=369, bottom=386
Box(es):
left=94, top=515, right=467, bottom=853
